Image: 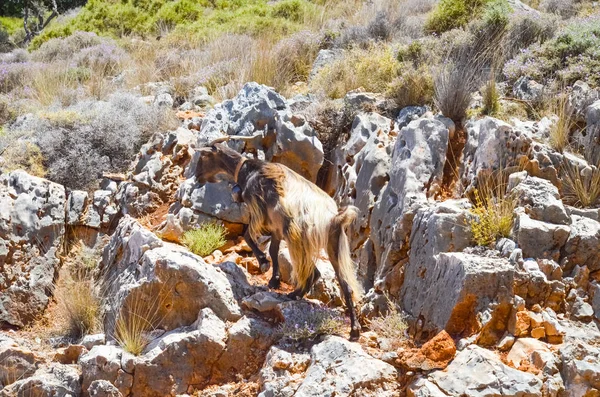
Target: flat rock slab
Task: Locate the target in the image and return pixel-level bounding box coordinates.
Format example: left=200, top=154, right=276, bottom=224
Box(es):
left=429, top=345, right=543, bottom=396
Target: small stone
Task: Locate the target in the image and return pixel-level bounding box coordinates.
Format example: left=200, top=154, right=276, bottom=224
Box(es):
left=571, top=297, right=594, bottom=321
left=497, top=334, right=516, bottom=351
left=509, top=310, right=531, bottom=336
left=531, top=326, right=546, bottom=339
left=531, top=304, right=542, bottom=313
left=53, top=344, right=87, bottom=364
left=529, top=311, right=543, bottom=328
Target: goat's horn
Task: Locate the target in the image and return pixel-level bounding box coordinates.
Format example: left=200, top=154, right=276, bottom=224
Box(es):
left=209, top=136, right=231, bottom=145
left=228, top=131, right=264, bottom=141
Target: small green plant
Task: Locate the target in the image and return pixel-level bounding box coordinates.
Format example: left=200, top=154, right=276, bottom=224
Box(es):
left=561, top=161, right=600, bottom=208
left=277, top=304, right=345, bottom=342
left=182, top=222, right=227, bottom=257
left=469, top=170, right=517, bottom=246
left=426, top=0, right=509, bottom=34
left=368, top=296, right=407, bottom=350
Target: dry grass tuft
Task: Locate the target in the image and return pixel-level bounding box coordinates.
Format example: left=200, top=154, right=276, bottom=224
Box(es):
left=113, top=288, right=168, bottom=356
left=469, top=168, right=518, bottom=246
left=561, top=160, right=600, bottom=208
left=368, top=296, right=408, bottom=350
left=547, top=93, right=575, bottom=153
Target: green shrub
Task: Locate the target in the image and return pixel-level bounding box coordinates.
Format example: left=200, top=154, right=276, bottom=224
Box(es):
left=182, top=222, right=227, bottom=257
left=426, top=0, right=510, bottom=34
left=0, top=17, right=22, bottom=35
left=504, top=15, right=600, bottom=87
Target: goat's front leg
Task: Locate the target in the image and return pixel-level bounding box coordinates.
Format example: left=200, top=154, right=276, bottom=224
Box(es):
left=268, top=237, right=281, bottom=289
left=243, top=225, right=271, bottom=274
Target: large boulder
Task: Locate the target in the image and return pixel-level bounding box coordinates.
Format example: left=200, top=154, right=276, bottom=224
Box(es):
left=0, top=171, right=66, bottom=327
left=512, top=175, right=570, bottom=225
left=79, top=345, right=133, bottom=397
left=0, top=336, right=40, bottom=386
left=99, top=216, right=246, bottom=337
left=585, top=100, right=600, bottom=164
left=427, top=345, right=543, bottom=396
left=259, top=346, right=311, bottom=397
left=401, top=251, right=515, bottom=338
left=131, top=309, right=228, bottom=396
left=370, top=118, right=449, bottom=287
left=293, top=336, right=399, bottom=396
left=561, top=215, right=600, bottom=273
left=514, top=212, right=570, bottom=261
left=328, top=112, right=395, bottom=288
left=0, top=364, right=81, bottom=397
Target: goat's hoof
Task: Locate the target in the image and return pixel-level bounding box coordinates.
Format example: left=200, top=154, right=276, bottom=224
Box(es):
left=268, top=277, right=281, bottom=289
left=349, top=328, right=360, bottom=341
left=259, top=261, right=271, bottom=274
left=286, top=292, right=299, bottom=301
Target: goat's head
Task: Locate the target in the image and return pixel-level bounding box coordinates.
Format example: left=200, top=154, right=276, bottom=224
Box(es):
left=194, top=143, right=231, bottom=184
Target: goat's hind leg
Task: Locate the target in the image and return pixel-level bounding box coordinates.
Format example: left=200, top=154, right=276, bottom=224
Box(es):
left=243, top=225, right=271, bottom=274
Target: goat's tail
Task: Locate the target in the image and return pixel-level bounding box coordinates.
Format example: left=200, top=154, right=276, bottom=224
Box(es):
left=329, top=206, right=362, bottom=302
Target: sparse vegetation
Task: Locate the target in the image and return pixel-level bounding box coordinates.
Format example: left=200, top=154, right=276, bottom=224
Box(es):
left=114, top=289, right=164, bottom=356
left=426, top=0, right=509, bottom=34
left=54, top=242, right=102, bottom=339
left=310, top=43, right=400, bottom=99
left=368, top=297, right=408, bottom=350
left=277, top=304, right=346, bottom=342
left=561, top=160, right=600, bottom=208
left=547, top=93, right=576, bottom=152
left=182, top=222, right=228, bottom=257
left=469, top=169, right=518, bottom=246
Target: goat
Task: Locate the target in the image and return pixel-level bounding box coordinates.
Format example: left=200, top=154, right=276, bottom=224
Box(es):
left=194, top=136, right=362, bottom=339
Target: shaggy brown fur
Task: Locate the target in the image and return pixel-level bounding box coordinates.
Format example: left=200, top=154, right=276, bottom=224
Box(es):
left=194, top=142, right=362, bottom=339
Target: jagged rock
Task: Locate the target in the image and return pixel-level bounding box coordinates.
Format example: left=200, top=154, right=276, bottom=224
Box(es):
left=309, top=49, right=343, bottom=81
left=132, top=309, right=228, bottom=396
left=586, top=100, right=600, bottom=164
left=570, top=297, right=594, bottom=321
left=402, top=251, right=514, bottom=338
left=370, top=118, right=449, bottom=287
left=175, top=179, right=249, bottom=224
left=153, top=93, right=174, bottom=108
left=329, top=112, right=394, bottom=288
left=0, top=336, right=39, bottom=386
left=190, top=86, right=215, bottom=109
left=592, top=282, right=600, bottom=321
left=53, top=344, right=87, bottom=364
left=513, top=76, right=545, bottom=103
left=82, top=334, right=106, bottom=351
left=429, top=345, right=543, bottom=396
left=559, top=339, right=600, bottom=395
left=67, top=190, right=89, bottom=225
left=88, top=380, right=123, bottom=397
left=569, top=80, right=599, bottom=123
left=407, top=377, right=447, bottom=397
left=506, top=338, right=550, bottom=367
left=0, top=364, right=81, bottom=397
left=514, top=212, right=570, bottom=261
left=243, top=291, right=288, bottom=313
left=462, top=117, right=532, bottom=191
left=259, top=346, right=311, bottom=397
left=99, top=216, right=243, bottom=338
left=80, top=345, right=132, bottom=397
left=293, top=336, right=398, bottom=396
left=562, top=215, right=600, bottom=273
left=0, top=171, right=66, bottom=328
left=212, top=315, right=276, bottom=382
left=396, top=106, right=427, bottom=130
left=512, top=175, right=570, bottom=225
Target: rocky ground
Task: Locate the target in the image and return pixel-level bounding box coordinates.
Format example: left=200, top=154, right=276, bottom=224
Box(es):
left=1, top=79, right=600, bottom=396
